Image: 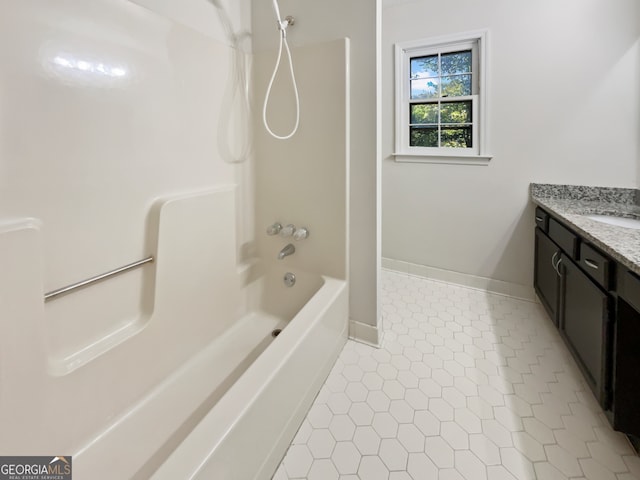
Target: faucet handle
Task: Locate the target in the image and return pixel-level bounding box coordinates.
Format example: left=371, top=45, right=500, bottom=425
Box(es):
left=266, top=223, right=282, bottom=236
left=293, top=227, right=309, bottom=241
left=279, top=224, right=296, bottom=237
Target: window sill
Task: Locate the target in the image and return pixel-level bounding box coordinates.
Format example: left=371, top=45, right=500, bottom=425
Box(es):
left=392, top=152, right=493, bottom=166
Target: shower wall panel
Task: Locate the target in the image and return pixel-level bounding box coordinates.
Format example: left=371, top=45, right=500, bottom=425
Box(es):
left=253, top=39, right=349, bottom=281
left=0, top=0, right=254, bottom=465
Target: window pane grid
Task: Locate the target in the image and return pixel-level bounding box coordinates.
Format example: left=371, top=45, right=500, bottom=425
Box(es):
left=395, top=33, right=486, bottom=158
left=410, top=125, right=473, bottom=148
left=409, top=99, right=473, bottom=148
left=410, top=101, right=472, bottom=124
left=410, top=50, right=472, bottom=100
left=408, top=49, right=473, bottom=149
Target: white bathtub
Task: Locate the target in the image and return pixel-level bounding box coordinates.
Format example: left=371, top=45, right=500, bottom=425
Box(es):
left=147, top=267, right=348, bottom=479
left=68, top=263, right=348, bottom=479
left=0, top=191, right=347, bottom=480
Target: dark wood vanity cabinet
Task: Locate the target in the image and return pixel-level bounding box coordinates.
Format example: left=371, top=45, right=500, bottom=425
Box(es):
left=533, top=207, right=613, bottom=409
left=533, top=205, right=640, bottom=437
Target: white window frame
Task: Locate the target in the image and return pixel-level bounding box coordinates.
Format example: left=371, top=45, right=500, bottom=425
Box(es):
left=393, top=30, right=492, bottom=165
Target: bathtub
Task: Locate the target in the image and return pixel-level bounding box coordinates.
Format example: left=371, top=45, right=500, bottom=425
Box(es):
left=71, top=264, right=348, bottom=479
left=0, top=189, right=347, bottom=480
left=150, top=267, right=348, bottom=479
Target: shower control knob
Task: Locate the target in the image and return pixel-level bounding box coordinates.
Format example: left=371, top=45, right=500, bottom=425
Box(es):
left=293, top=227, right=309, bottom=241
left=267, top=223, right=282, bottom=236
left=279, top=224, right=296, bottom=238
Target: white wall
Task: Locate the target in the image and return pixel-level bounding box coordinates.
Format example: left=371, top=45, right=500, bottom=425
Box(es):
left=382, top=0, right=640, bottom=289
left=252, top=0, right=381, bottom=336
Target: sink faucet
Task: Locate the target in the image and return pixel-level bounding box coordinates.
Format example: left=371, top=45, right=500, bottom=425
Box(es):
left=277, top=243, right=295, bottom=259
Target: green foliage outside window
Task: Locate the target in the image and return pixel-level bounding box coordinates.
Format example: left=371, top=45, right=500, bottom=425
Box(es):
left=408, top=50, right=473, bottom=149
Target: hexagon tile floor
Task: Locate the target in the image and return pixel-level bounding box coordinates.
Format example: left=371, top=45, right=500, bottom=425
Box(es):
left=272, top=269, right=640, bottom=480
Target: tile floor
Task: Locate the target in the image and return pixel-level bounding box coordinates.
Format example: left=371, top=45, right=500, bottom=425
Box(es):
left=272, top=270, right=640, bottom=480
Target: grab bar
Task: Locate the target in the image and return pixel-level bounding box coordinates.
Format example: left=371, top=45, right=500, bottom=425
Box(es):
left=44, top=256, right=154, bottom=302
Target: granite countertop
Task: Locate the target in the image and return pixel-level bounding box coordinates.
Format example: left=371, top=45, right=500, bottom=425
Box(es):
left=530, top=183, right=640, bottom=276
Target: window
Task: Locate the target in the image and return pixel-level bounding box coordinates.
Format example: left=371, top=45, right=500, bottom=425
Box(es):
left=394, top=31, right=491, bottom=164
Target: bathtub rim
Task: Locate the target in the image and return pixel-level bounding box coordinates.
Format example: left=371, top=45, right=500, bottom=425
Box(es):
left=151, top=274, right=348, bottom=479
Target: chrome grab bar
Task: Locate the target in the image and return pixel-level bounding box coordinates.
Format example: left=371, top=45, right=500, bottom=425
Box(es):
left=44, top=256, right=154, bottom=302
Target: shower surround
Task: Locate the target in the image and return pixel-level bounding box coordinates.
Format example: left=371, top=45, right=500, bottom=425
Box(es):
left=0, top=1, right=350, bottom=478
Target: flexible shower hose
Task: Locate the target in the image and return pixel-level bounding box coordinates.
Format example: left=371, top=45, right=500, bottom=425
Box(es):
left=262, top=16, right=300, bottom=140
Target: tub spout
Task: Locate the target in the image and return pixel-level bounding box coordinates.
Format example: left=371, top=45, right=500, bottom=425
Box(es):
left=277, top=243, right=295, bottom=259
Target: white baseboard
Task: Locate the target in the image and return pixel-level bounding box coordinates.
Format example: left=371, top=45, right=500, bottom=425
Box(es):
left=349, top=319, right=381, bottom=347
left=382, top=257, right=536, bottom=302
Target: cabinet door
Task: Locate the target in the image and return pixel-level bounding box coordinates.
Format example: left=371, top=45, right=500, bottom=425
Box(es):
left=612, top=298, right=640, bottom=434
left=534, top=227, right=561, bottom=325
left=560, top=254, right=611, bottom=407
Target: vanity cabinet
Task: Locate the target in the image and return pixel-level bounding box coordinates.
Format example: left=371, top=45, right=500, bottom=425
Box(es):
left=533, top=206, right=640, bottom=437
left=533, top=208, right=613, bottom=408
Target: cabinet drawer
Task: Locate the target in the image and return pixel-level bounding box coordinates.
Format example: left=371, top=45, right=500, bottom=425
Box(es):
left=579, top=243, right=612, bottom=290
left=534, top=207, right=549, bottom=232
left=548, top=218, right=578, bottom=259
left=619, top=269, right=640, bottom=312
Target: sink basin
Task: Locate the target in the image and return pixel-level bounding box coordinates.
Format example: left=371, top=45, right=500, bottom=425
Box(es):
left=584, top=214, right=640, bottom=230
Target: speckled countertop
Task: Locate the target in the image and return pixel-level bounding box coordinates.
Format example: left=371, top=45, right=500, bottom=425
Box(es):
left=530, top=183, right=640, bottom=276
